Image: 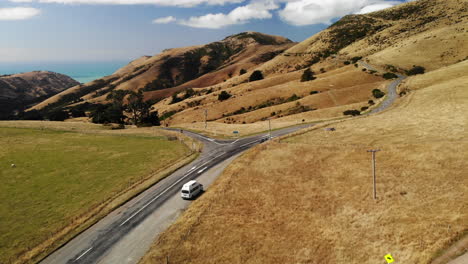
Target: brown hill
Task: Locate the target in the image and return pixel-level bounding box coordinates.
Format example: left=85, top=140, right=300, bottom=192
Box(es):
left=29, top=0, right=467, bottom=130
left=30, top=32, right=294, bottom=112
left=0, top=71, right=79, bottom=119
left=150, top=0, right=467, bottom=133
left=256, top=0, right=467, bottom=75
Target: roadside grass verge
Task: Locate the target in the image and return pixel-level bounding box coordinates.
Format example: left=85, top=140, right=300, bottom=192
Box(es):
left=139, top=64, right=467, bottom=263
left=0, top=125, right=195, bottom=264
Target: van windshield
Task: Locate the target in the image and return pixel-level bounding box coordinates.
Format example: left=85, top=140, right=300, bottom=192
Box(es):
left=182, top=190, right=189, bottom=194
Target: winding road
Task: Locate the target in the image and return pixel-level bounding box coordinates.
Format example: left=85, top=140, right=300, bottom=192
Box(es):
left=40, top=123, right=314, bottom=264
left=359, top=61, right=407, bottom=114
left=39, top=64, right=407, bottom=264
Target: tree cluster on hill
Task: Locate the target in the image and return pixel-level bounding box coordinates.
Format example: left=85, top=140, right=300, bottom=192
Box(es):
left=372, top=89, right=386, bottom=99
left=249, top=70, right=264, bottom=82
left=406, top=66, right=425, bottom=76
left=218, top=91, right=232, bottom=101
left=301, top=68, right=316, bottom=82
left=88, top=90, right=159, bottom=126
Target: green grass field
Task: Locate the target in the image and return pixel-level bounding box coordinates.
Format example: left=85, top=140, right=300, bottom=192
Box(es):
left=0, top=127, right=189, bottom=263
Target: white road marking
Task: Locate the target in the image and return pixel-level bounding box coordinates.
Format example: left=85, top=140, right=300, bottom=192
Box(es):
left=75, top=247, right=93, bottom=261
left=187, top=166, right=196, bottom=173
left=119, top=157, right=218, bottom=227
left=118, top=136, right=265, bottom=227
left=239, top=140, right=259, bottom=148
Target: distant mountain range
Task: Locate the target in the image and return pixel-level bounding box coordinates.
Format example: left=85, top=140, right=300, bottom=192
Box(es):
left=19, top=0, right=468, bottom=125
left=0, top=71, right=79, bottom=119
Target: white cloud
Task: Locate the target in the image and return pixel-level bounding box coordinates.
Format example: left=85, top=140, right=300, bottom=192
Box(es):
left=152, top=16, right=176, bottom=23
left=356, top=3, right=396, bottom=14
left=0, top=7, right=40, bottom=20
left=9, top=0, right=244, bottom=7
left=179, top=1, right=277, bottom=28
left=278, top=0, right=402, bottom=26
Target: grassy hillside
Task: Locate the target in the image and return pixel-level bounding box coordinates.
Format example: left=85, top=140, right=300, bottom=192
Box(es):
left=146, top=0, right=466, bottom=135
left=0, top=123, right=196, bottom=264
left=139, top=60, right=468, bottom=264
left=30, top=32, right=294, bottom=114
left=257, top=0, right=467, bottom=75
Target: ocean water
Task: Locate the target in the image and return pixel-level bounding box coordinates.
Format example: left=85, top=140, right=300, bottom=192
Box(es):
left=0, top=61, right=128, bottom=84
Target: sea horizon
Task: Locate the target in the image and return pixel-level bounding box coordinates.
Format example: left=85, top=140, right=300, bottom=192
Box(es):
left=0, top=61, right=129, bottom=84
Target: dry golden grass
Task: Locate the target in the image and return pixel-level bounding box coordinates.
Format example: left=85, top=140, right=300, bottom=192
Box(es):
left=140, top=62, right=468, bottom=264
left=400, top=60, right=468, bottom=92
left=160, top=66, right=384, bottom=127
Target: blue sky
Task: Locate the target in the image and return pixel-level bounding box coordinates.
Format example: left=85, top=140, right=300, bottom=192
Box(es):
left=0, top=0, right=412, bottom=63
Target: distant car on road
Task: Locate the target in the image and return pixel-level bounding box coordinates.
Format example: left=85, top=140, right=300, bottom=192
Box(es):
left=181, top=180, right=203, bottom=199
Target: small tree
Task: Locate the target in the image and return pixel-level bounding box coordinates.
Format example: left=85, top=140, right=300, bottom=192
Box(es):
left=301, top=68, right=316, bottom=82
left=383, top=72, right=398, bottom=79
left=249, top=70, right=264, bottom=82
left=20, top=110, right=43, bottom=120
left=372, top=89, right=385, bottom=99
left=218, top=91, right=231, bottom=101
left=407, top=65, right=425, bottom=76
left=170, top=93, right=182, bottom=104
left=240, top=69, right=247, bottom=75
left=183, top=88, right=195, bottom=99
left=126, top=90, right=157, bottom=126
left=46, top=109, right=69, bottom=121
left=343, top=110, right=360, bottom=116
left=351, top=56, right=362, bottom=64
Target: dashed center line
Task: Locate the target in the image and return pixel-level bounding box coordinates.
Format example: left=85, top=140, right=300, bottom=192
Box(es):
left=75, top=247, right=93, bottom=261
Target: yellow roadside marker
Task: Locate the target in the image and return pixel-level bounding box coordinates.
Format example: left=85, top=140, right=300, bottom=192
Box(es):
left=385, top=254, right=395, bottom=263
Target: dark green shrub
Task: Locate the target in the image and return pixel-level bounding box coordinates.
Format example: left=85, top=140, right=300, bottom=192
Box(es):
left=368, top=100, right=375, bottom=105
left=344, top=61, right=351, bottom=65
left=343, top=110, right=360, bottom=116
left=383, top=72, right=398, bottom=79
left=372, top=89, right=386, bottom=99
left=301, top=68, right=316, bottom=82
left=70, top=108, right=86, bottom=118
left=351, top=56, right=363, bottom=64
left=20, top=110, right=43, bottom=120
left=310, top=91, right=319, bottom=95
left=249, top=70, right=264, bottom=82
left=170, top=93, right=183, bottom=104
left=159, top=110, right=177, bottom=121
left=287, top=94, right=301, bottom=102
left=218, top=91, right=232, bottom=101
left=361, top=106, right=369, bottom=111
left=46, top=109, right=69, bottom=121
left=239, top=69, right=247, bottom=75
left=407, top=65, right=425, bottom=75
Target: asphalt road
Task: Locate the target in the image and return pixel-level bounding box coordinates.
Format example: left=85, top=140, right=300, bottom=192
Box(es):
left=40, top=122, right=314, bottom=264
left=359, top=61, right=406, bottom=114
left=39, top=62, right=408, bottom=264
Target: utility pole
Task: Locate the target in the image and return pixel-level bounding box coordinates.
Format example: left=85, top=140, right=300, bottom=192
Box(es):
left=367, top=149, right=381, bottom=200
left=268, top=118, right=272, bottom=139
left=204, top=109, right=208, bottom=129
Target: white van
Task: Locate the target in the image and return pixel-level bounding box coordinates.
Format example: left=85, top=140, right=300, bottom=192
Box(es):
left=181, top=180, right=203, bottom=199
